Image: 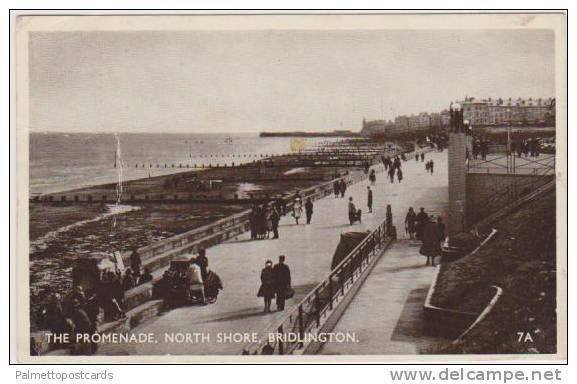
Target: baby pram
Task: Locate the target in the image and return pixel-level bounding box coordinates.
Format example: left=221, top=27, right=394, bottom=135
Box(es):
left=349, top=209, right=362, bottom=225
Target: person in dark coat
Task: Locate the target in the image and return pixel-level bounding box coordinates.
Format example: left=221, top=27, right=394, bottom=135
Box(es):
left=258, top=260, right=276, bottom=312
left=257, top=205, right=267, bottom=239
left=369, top=169, right=376, bottom=185
left=274, top=197, right=285, bottom=216
left=366, top=186, right=373, bottom=213
left=348, top=197, right=358, bottom=225
left=204, top=269, right=223, bottom=302
left=122, top=268, right=136, bottom=291
left=415, top=207, right=428, bottom=240
left=397, top=168, right=403, bottom=183
left=339, top=179, right=347, bottom=198
left=421, top=152, right=425, bottom=162
left=394, top=157, right=401, bottom=170
left=41, top=293, right=67, bottom=334
left=420, top=216, right=441, bottom=266
left=270, top=206, right=280, bottom=239
left=129, top=248, right=142, bottom=277
left=305, top=198, right=313, bottom=224
left=272, top=255, right=291, bottom=311
left=405, top=207, right=417, bottom=239
left=386, top=204, right=394, bottom=238
left=195, top=248, right=209, bottom=280
left=388, top=166, right=395, bottom=183
left=333, top=180, right=340, bottom=198
left=429, top=160, right=434, bottom=174
left=138, top=267, right=153, bottom=285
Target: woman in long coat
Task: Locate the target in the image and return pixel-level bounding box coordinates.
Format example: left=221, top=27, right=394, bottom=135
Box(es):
left=419, top=217, right=441, bottom=266
left=257, top=260, right=276, bottom=312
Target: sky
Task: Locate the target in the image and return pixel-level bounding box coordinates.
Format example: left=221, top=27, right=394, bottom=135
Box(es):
left=29, top=29, right=555, bottom=133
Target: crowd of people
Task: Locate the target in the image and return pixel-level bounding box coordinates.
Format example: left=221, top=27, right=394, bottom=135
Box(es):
left=472, top=138, right=490, bottom=160
left=249, top=203, right=281, bottom=240
left=513, top=138, right=541, bottom=157
left=405, top=207, right=446, bottom=266
left=382, top=154, right=404, bottom=184
left=37, top=248, right=155, bottom=348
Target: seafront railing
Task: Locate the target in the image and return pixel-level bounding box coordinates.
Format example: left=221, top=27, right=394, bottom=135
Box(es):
left=131, top=170, right=367, bottom=264
left=241, top=218, right=391, bottom=355
left=131, top=146, right=416, bottom=266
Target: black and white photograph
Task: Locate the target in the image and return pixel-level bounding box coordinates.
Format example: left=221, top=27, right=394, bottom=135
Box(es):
left=12, top=12, right=567, bottom=363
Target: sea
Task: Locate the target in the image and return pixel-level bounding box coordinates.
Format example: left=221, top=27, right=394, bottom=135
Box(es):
left=30, top=132, right=341, bottom=195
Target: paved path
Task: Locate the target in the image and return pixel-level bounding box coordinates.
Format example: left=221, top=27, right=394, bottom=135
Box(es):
left=318, top=241, right=447, bottom=355
left=98, top=149, right=448, bottom=355
left=319, top=153, right=449, bottom=355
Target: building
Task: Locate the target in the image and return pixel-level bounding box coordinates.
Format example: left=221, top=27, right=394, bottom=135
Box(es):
left=460, top=97, right=555, bottom=126
left=360, top=96, right=555, bottom=137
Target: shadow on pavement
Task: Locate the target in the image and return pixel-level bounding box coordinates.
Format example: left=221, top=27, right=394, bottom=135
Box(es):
left=390, top=286, right=449, bottom=354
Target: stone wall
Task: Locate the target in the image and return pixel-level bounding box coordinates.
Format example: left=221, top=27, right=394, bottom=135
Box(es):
left=447, top=133, right=472, bottom=235
left=466, top=173, right=554, bottom=225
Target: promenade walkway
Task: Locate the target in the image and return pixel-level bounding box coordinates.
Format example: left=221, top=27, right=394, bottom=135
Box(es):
left=98, top=149, right=448, bottom=356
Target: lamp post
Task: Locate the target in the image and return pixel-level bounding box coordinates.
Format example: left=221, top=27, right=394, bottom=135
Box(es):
left=506, top=107, right=514, bottom=173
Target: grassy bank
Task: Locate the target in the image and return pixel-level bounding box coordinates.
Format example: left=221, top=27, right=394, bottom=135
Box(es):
left=432, top=190, right=556, bottom=353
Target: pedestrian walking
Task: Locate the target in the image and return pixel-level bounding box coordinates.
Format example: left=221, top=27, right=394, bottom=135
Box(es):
left=430, top=160, right=434, bottom=175
left=274, top=196, right=285, bottom=216
left=369, top=169, right=376, bottom=185
left=305, top=197, right=313, bottom=224
left=333, top=180, right=340, bottom=198
left=272, top=255, right=291, bottom=311
left=270, top=206, right=280, bottom=239
left=292, top=197, right=303, bottom=225
left=385, top=204, right=396, bottom=238
left=257, top=260, right=275, bottom=313
left=388, top=167, right=395, bottom=183
left=420, top=216, right=441, bottom=266
left=397, top=168, right=403, bottom=183
left=339, top=179, right=347, bottom=198
left=415, top=207, right=428, bottom=240
left=405, top=207, right=417, bottom=239
left=367, top=186, right=373, bottom=213
left=257, top=205, right=267, bottom=239
left=421, top=152, right=425, bottom=162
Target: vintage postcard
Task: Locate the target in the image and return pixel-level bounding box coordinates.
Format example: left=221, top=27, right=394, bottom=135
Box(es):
left=12, top=12, right=567, bottom=363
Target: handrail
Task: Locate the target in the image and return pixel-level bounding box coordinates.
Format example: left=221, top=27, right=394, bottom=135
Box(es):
left=241, top=218, right=391, bottom=355
left=452, top=285, right=503, bottom=344
left=129, top=144, right=415, bottom=266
